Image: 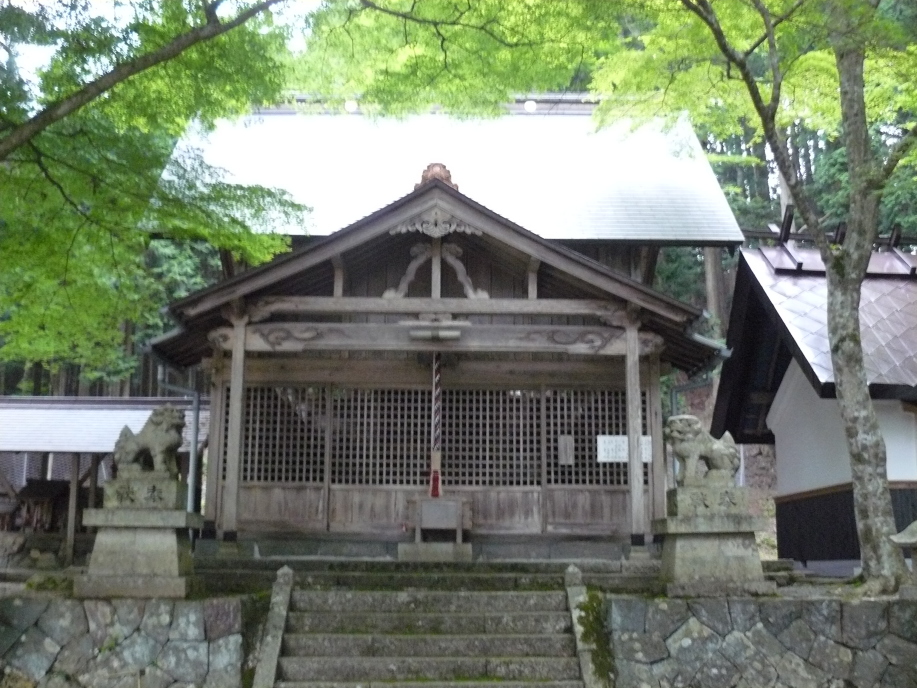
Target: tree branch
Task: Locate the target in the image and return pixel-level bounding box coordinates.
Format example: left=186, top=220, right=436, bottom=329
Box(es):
left=749, top=0, right=784, bottom=116
left=0, top=0, right=286, bottom=162
left=879, top=123, right=917, bottom=187
left=359, top=0, right=532, bottom=48
left=742, top=0, right=808, bottom=60
left=27, top=142, right=92, bottom=220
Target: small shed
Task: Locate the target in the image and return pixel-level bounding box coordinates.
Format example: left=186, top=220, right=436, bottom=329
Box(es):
left=712, top=246, right=917, bottom=561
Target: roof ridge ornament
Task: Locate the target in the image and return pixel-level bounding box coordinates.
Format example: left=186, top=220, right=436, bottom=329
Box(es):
left=390, top=206, right=482, bottom=238
left=416, top=162, right=458, bottom=190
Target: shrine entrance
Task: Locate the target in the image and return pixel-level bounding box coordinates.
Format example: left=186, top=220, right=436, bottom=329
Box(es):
left=228, top=379, right=652, bottom=535
left=154, top=172, right=721, bottom=544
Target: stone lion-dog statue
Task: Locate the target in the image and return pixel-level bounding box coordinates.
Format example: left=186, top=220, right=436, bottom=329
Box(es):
left=664, top=414, right=740, bottom=486
left=113, top=405, right=185, bottom=478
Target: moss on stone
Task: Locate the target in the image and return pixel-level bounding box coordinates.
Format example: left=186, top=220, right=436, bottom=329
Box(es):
left=578, top=588, right=613, bottom=687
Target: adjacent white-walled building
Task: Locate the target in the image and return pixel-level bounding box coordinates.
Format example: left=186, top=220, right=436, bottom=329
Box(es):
left=713, top=246, right=917, bottom=561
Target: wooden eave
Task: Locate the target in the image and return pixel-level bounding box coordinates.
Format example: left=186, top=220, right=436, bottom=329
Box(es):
left=154, top=180, right=717, bottom=370
left=168, top=180, right=700, bottom=325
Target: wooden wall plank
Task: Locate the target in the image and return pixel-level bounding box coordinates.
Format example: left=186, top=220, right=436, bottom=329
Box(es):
left=241, top=356, right=626, bottom=387
left=249, top=295, right=623, bottom=320
left=238, top=484, right=325, bottom=530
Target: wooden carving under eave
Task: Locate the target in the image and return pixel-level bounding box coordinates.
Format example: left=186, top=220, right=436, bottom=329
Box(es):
left=390, top=207, right=481, bottom=238
left=416, top=163, right=458, bottom=190
left=208, top=322, right=672, bottom=356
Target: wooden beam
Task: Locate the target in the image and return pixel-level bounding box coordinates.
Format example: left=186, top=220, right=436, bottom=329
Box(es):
left=331, top=255, right=345, bottom=298
left=249, top=296, right=624, bottom=321
left=640, top=247, right=659, bottom=285
left=211, top=322, right=667, bottom=358
left=240, top=356, right=627, bottom=388
left=626, top=320, right=645, bottom=545
left=221, top=314, right=249, bottom=539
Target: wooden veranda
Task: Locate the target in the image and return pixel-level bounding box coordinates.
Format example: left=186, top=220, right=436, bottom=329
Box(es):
left=154, top=170, right=722, bottom=545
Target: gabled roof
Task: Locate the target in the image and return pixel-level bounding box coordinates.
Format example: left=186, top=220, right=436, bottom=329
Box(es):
left=154, top=179, right=721, bottom=371
left=712, top=247, right=917, bottom=443
left=182, top=105, right=743, bottom=245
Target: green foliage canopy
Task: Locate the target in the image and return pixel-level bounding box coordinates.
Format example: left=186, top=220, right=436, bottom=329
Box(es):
left=0, top=1, right=309, bottom=374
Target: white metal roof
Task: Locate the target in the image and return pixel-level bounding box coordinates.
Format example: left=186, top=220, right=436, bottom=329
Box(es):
left=0, top=398, right=209, bottom=453
left=181, top=108, right=743, bottom=243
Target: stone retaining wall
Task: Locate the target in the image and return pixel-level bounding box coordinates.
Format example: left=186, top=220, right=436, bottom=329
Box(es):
left=0, top=596, right=244, bottom=688
left=607, top=595, right=917, bottom=688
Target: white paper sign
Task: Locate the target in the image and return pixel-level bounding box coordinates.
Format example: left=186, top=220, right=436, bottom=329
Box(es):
left=596, top=435, right=652, bottom=463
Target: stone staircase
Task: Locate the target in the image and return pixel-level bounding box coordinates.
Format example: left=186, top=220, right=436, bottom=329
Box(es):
left=274, top=588, right=584, bottom=688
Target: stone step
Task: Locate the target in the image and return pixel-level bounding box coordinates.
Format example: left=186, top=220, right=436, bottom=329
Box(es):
left=290, top=590, right=568, bottom=613
left=285, top=610, right=572, bottom=635
left=294, top=571, right=567, bottom=591
left=197, top=568, right=659, bottom=596
left=276, top=681, right=585, bottom=688
left=277, top=656, right=583, bottom=682
left=282, top=633, right=575, bottom=658
left=195, top=555, right=624, bottom=574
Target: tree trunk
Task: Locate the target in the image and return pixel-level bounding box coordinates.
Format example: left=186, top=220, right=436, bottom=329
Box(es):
left=827, top=41, right=909, bottom=590
left=825, top=264, right=907, bottom=588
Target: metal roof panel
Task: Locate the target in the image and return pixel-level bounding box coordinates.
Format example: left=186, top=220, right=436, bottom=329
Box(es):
left=180, top=110, right=743, bottom=244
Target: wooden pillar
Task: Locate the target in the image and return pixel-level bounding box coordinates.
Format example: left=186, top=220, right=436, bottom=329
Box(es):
left=323, top=386, right=334, bottom=531
left=204, top=355, right=227, bottom=529
left=64, top=454, right=79, bottom=567
left=539, top=385, right=548, bottom=533
left=528, top=258, right=540, bottom=300
left=88, top=454, right=100, bottom=509
left=648, top=355, right=666, bottom=527
left=626, top=319, right=645, bottom=546
left=332, top=255, right=345, bottom=298
left=221, top=314, right=249, bottom=540
left=704, top=246, right=726, bottom=336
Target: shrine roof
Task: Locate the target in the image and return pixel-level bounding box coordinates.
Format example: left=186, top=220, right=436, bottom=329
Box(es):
left=711, top=247, right=917, bottom=443
left=181, top=102, right=743, bottom=245
left=152, top=179, right=723, bottom=372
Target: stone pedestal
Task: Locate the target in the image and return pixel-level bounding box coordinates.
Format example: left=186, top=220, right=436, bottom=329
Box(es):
left=75, top=473, right=202, bottom=599
left=653, top=486, right=776, bottom=597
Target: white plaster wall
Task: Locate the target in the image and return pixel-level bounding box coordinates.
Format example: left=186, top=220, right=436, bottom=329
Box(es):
left=767, top=360, right=917, bottom=496
left=877, top=400, right=917, bottom=481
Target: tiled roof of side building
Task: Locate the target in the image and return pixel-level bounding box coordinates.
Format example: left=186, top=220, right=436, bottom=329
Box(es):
left=744, top=249, right=917, bottom=389
left=180, top=104, right=744, bottom=244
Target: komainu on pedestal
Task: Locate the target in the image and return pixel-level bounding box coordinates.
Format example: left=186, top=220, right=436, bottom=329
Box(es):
left=74, top=405, right=202, bottom=598
left=654, top=415, right=775, bottom=597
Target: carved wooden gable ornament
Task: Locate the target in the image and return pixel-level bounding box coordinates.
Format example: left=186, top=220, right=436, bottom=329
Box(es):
left=154, top=164, right=720, bottom=372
